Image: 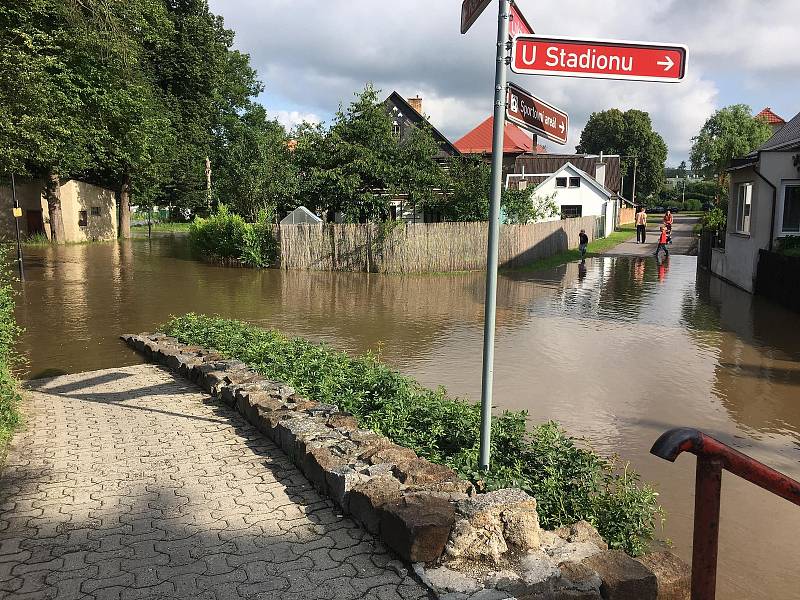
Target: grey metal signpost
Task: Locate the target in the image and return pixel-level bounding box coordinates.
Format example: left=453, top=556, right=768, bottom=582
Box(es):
left=478, top=0, right=510, bottom=471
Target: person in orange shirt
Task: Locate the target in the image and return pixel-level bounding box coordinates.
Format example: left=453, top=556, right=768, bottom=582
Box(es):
left=663, top=210, right=674, bottom=244
left=654, top=225, right=669, bottom=258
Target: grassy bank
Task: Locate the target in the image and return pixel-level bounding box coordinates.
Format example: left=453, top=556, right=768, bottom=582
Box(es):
left=510, top=229, right=636, bottom=273
left=132, top=222, right=193, bottom=233
left=164, top=314, right=663, bottom=555
left=0, top=254, right=21, bottom=460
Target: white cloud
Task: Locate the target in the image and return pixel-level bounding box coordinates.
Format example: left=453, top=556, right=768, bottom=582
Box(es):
left=272, top=110, right=321, bottom=131
left=210, top=0, right=798, bottom=164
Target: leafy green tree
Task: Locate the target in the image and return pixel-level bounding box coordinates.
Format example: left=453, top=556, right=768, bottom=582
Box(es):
left=690, top=104, right=773, bottom=199
left=576, top=109, right=668, bottom=203
left=212, top=105, right=298, bottom=221
left=677, top=160, right=688, bottom=179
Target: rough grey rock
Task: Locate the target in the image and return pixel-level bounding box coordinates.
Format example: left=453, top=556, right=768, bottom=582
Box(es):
left=634, top=551, right=690, bottom=600
left=547, top=541, right=603, bottom=565
left=555, top=521, right=607, bottom=550
left=424, top=566, right=482, bottom=595
left=581, top=550, right=657, bottom=600
left=517, top=550, right=561, bottom=595
left=325, top=464, right=370, bottom=513
left=445, top=516, right=508, bottom=563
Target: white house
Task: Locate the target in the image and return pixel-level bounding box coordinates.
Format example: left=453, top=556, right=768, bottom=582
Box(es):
left=710, top=110, right=800, bottom=292
left=507, top=161, right=617, bottom=237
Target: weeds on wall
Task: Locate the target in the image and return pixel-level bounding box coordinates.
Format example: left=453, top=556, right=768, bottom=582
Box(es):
left=188, top=205, right=278, bottom=268
left=164, top=313, right=663, bottom=556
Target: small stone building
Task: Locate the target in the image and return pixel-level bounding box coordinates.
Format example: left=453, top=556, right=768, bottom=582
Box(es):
left=0, top=179, right=117, bottom=242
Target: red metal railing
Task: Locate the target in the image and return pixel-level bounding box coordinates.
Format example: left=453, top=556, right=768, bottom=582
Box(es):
left=651, top=427, right=800, bottom=600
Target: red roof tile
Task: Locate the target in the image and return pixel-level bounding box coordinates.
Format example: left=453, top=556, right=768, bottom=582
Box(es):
left=756, top=107, right=785, bottom=125
left=454, top=116, right=533, bottom=154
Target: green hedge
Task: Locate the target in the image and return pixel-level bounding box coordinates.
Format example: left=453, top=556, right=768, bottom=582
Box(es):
left=164, top=314, right=663, bottom=555
left=188, top=205, right=278, bottom=268
left=0, top=252, right=21, bottom=459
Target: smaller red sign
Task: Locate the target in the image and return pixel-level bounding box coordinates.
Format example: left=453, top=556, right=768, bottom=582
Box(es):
left=506, top=83, right=569, bottom=145
left=461, top=0, right=492, bottom=34
left=511, top=35, right=687, bottom=83
left=508, top=3, right=534, bottom=39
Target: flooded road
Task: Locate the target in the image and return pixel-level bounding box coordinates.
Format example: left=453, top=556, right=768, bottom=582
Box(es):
left=13, top=234, right=800, bottom=599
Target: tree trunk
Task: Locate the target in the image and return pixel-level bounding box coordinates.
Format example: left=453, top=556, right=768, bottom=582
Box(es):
left=45, top=168, right=65, bottom=243
left=119, top=173, right=131, bottom=239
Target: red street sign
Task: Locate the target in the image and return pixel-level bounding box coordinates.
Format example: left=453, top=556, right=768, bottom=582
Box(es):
left=506, top=82, right=569, bottom=145
left=511, top=35, right=687, bottom=83
left=461, top=0, right=492, bottom=34
left=509, top=3, right=534, bottom=39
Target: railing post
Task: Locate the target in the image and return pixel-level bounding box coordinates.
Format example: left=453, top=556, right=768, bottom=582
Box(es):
left=692, top=457, right=722, bottom=600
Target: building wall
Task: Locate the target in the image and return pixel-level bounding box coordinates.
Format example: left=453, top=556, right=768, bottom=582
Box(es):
left=0, top=180, right=50, bottom=241
left=713, top=152, right=798, bottom=292
left=0, top=179, right=116, bottom=243
left=55, top=180, right=117, bottom=242
left=529, top=165, right=612, bottom=228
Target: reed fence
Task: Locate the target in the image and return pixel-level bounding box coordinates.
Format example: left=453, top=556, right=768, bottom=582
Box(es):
left=278, top=216, right=599, bottom=273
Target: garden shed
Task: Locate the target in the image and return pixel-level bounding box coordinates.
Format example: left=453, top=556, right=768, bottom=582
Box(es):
left=280, top=206, right=323, bottom=225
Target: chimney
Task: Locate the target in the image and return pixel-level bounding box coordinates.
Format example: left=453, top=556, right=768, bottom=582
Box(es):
left=595, top=162, right=607, bottom=188
left=407, top=96, right=423, bottom=115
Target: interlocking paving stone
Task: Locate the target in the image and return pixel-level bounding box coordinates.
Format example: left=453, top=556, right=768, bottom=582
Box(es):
left=0, top=365, right=430, bottom=600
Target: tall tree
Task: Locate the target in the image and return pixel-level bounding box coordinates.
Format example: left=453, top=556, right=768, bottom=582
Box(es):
left=212, top=105, right=298, bottom=221
left=690, top=104, right=773, bottom=199
left=576, top=109, right=668, bottom=203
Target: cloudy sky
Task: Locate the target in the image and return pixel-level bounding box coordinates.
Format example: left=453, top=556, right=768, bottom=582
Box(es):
left=209, top=0, right=799, bottom=165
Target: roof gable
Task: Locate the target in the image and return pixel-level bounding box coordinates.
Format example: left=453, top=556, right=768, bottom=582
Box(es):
left=756, top=107, right=785, bottom=125
left=454, top=116, right=533, bottom=154
left=534, top=162, right=612, bottom=198
left=758, top=110, right=800, bottom=152
left=384, top=92, right=460, bottom=156
left=514, top=154, right=622, bottom=195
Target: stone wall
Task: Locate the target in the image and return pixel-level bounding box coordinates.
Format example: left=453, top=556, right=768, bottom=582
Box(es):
left=122, top=333, right=689, bottom=600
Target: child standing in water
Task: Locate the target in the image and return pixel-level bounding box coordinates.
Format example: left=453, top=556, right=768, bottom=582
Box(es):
left=579, top=229, right=589, bottom=259
left=654, top=225, right=669, bottom=258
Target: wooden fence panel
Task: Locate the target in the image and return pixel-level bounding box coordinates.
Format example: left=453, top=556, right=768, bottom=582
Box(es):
left=279, top=216, right=598, bottom=273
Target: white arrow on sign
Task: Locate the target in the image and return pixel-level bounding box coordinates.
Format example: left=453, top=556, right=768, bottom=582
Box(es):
left=656, top=56, right=674, bottom=71
left=559, top=122, right=565, bottom=134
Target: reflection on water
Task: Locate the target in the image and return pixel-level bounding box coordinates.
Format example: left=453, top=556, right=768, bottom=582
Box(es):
left=14, top=234, right=800, bottom=599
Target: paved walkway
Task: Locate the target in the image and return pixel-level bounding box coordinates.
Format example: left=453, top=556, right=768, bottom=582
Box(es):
left=0, top=365, right=429, bottom=600
left=603, top=215, right=699, bottom=257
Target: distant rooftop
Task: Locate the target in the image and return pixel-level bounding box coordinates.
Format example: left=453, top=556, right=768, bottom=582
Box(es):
left=758, top=110, right=800, bottom=152
left=454, top=116, right=539, bottom=155
left=756, top=107, right=785, bottom=125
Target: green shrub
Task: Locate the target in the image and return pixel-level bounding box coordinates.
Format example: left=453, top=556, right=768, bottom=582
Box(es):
left=163, top=314, right=663, bottom=555
left=685, top=199, right=702, bottom=211
left=776, top=236, right=800, bottom=254
left=700, top=207, right=726, bottom=231
left=189, top=205, right=278, bottom=267
left=0, top=250, right=21, bottom=458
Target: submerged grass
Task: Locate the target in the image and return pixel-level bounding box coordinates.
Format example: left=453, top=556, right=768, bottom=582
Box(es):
left=510, top=229, right=636, bottom=273
left=164, top=313, right=663, bottom=555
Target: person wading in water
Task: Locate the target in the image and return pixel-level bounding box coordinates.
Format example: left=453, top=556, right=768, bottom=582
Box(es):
left=636, top=207, right=648, bottom=244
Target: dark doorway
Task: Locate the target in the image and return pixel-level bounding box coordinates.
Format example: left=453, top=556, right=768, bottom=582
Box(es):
left=26, top=210, right=45, bottom=236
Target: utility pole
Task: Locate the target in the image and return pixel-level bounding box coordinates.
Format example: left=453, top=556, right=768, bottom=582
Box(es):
left=10, top=174, right=24, bottom=281
left=631, top=156, right=638, bottom=206
left=478, top=0, right=511, bottom=472
left=205, top=157, right=212, bottom=211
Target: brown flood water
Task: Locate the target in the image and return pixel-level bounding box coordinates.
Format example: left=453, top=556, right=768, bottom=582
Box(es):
left=13, top=233, right=800, bottom=599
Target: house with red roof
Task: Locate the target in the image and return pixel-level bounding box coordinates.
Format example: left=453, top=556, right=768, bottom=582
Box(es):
left=454, top=116, right=546, bottom=175
left=756, top=107, right=786, bottom=134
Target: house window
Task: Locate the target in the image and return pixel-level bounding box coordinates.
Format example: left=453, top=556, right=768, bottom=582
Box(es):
left=569, top=177, right=581, bottom=188
left=734, top=182, right=752, bottom=233
left=555, top=177, right=567, bottom=188
left=90, top=206, right=101, bottom=217
left=78, top=210, right=88, bottom=227
left=392, top=122, right=400, bottom=138
left=561, top=205, right=582, bottom=219
left=782, top=184, right=800, bottom=233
